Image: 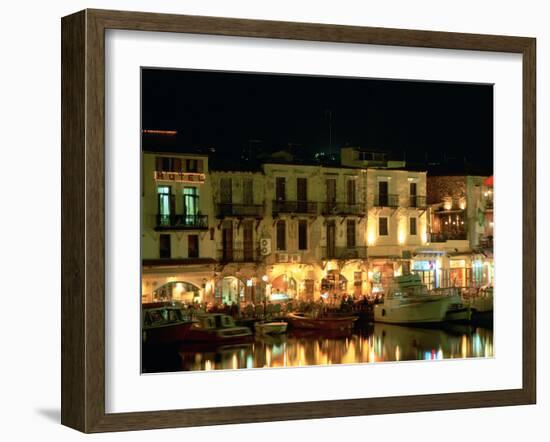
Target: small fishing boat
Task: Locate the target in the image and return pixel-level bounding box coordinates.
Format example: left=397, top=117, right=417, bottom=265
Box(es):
left=254, top=321, right=288, bottom=335
left=185, top=313, right=253, bottom=344
left=286, top=312, right=357, bottom=331
left=142, top=302, right=196, bottom=344
left=373, top=274, right=460, bottom=324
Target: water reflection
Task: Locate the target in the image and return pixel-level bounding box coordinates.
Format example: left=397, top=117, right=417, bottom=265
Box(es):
left=142, top=323, right=493, bottom=373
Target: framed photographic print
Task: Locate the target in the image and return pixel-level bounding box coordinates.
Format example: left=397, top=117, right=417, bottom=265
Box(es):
left=61, top=9, right=536, bottom=433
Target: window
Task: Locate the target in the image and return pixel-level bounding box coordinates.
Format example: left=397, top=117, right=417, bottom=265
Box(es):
left=157, top=186, right=171, bottom=226
left=183, top=187, right=199, bottom=219
left=186, top=159, right=198, bottom=173
left=275, top=177, right=286, bottom=201
left=188, top=234, right=199, bottom=258
left=346, top=179, right=356, bottom=205
left=346, top=219, right=356, bottom=248
left=410, top=217, right=417, bottom=235
left=298, top=220, right=308, bottom=250
left=159, top=234, right=171, bottom=258
left=379, top=217, right=389, bottom=236
left=276, top=220, right=286, bottom=251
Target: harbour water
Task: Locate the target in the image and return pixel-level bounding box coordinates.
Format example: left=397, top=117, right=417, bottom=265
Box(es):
left=142, top=322, right=493, bottom=373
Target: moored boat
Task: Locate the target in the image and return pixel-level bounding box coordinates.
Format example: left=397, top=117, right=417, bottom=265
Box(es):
left=286, top=312, right=357, bottom=331
left=254, top=321, right=288, bottom=335
left=185, top=313, right=253, bottom=344
left=468, top=287, right=494, bottom=322
left=373, top=274, right=460, bottom=324
left=445, top=302, right=472, bottom=322
left=142, top=302, right=196, bottom=344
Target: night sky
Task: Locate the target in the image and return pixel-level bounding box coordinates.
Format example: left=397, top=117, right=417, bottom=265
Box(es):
left=141, top=68, right=493, bottom=173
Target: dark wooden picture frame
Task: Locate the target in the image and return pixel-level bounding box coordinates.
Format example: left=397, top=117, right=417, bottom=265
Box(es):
left=61, top=9, right=536, bottom=433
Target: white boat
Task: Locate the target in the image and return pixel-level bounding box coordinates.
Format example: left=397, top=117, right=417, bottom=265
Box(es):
left=374, top=274, right=460, bottom=324
left=254, top=321, right=288, bottom=335
left=467, top=287, right=493, bottom=322
left=468, top=287, right=493, bottom=313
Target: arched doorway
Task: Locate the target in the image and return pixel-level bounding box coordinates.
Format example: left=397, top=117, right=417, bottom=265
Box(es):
left=321, top=270, right=348, bottom=302
left=152, top=281, right=200, bottom=303
left=215, top=276, right=245, bottom=305
left=271, top=275, right=297, bottom=301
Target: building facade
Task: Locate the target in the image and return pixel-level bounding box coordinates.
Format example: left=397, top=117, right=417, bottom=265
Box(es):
left=141, top=148, right=493, bottom=304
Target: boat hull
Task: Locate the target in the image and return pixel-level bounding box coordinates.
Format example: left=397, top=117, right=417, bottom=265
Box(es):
left=374, top=297, right=453, bottom=324
left=255, top=322, right=288, bottom=335
left=143, top=322, right=194, bottom=345
left=286, top=313, right=357, bottom=330
left=185, top=327, right=253, bottom=344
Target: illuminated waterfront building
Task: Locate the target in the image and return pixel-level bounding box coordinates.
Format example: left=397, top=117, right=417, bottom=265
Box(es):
left=140, top=147, right=492, bottom=303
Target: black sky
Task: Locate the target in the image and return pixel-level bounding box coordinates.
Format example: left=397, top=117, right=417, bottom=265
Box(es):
left=141, top=68, right=493, bottom=172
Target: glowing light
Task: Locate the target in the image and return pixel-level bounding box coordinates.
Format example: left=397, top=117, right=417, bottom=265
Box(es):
left=262, top=275, right=269, bottom=283
left=142, top=129, right=177, bottom=135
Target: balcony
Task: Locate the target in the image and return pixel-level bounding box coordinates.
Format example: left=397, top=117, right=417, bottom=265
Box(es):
left=408, top=195, right=427, bottom=209
left=428, top=232, right=467, bottom=242
left=216, top=203, right=264, bottom=218
left=272, top=200, right=318, bottom=215
left=217, top=243, right=261, bottom=263
left=373, top=194, right=399, bottom=208
left=155, top=214, right=208, bottom=230
left=321, top=202, right=366, bottom=216
left=321, top=246, right=368, bottom=260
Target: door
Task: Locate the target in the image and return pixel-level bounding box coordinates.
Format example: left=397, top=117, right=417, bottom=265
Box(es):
left=410, top=182, right=417, bottom=207
left=220, top=178, right=232, bottom=203
left=326, top=221, right=336, bottom=258
left=297, top=177, right=307, bottom=212
left=243, top=178, right=253, bottom=205
left=326, top=178, right=336, bottom=212
left=157, top=186, right=171, bottom=226
left=275, top=177, right=286, bottom=201
left=222, top=221, right=233, bottom=261
left=378, top=181, right=388, bottom=206
left=346, top=179, right=356, bottom=205
left=243, top=221, right=254, bottom=261
left=183, top=187, right=199, bottom=225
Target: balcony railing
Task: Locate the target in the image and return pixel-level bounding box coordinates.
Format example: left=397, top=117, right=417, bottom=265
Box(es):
left=156, top=214, right=208, bottom=230
left=321, top=246, right=368, bottom=260
left=272, top=200, right=318, bottom=215
left=321, top=202, right=366, bottom=216
left=373, top=194, right=399, bottom=208
left=428, top=232, right=467, bottom=242
left=408, top=195, right=427, bottom=208
left=216, top=203, right=264, bottom=218
left=217, top=243, right=261, bottom=263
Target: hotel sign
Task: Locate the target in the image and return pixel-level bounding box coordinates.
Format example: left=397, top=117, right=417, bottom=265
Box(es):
left=154, top=171, right=206, bottom=183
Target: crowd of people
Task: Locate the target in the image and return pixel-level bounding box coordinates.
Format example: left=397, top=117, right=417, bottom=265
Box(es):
left=168, top=292, right=378, bottom=320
